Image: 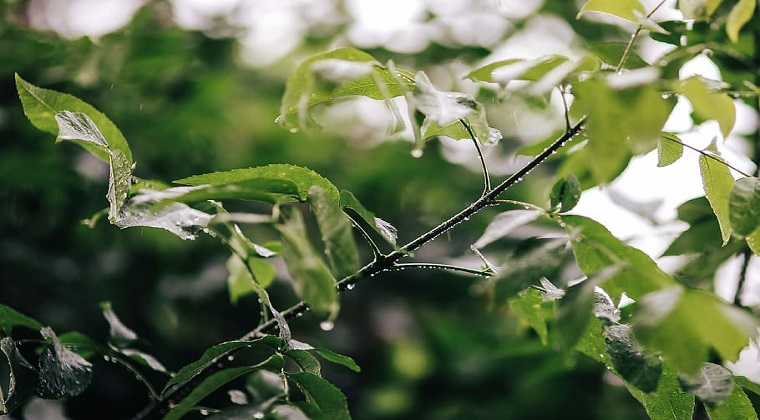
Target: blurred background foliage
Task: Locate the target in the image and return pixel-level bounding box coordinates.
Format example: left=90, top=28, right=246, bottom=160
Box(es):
left=1, top=0, right=665, bottom=418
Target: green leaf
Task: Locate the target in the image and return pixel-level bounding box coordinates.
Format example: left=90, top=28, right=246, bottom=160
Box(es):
left=276, top=208, right=339, bottom=319
left=466, top=55, right=599, bottom=85
left=605, top=324, right=662, bottom=393
left=729, top=177, right=760, bottom=237
left=165, top=354, right=285, bottom=420
left=15, top=74, right=132, bottom=164
left=574, top=74, right=671, bottom=183
left=163, top=337, right=281, bottom=393
left=473, top=209, right=543, bottom=248
left=707, top=383, right=759, bottom=420
left=577, top=0, right=647, bottom=23
left=700, top=153, right=735, bottom=244
left=176, top=164, right=339, bottom=204
left=113, top=190, right=213, bottom=240
left=633, top=287, right=759, bottom=375
left=37, top=327, right=93, bottom=399
left=681, top=77, right=736, bottom=138
left=509, top=289, right=549, bottom=345
left=0, top=305, right=43, bottom=335
left=286, top=350, right=322, bottom=375
left=107, top=149, right=132, bottom=221
left=678, top=0, right=723, bottom=19
left=626, top=363, right=695, bottom=420
left=308, top=186, right=360, bottom=279
left=227, top=256, right=276, bottom=304
left=561, top=215, right=676, bottom=301
left=657, top=133, right=684, bottom=167
left=554, top=269, right=620, bottom=349
left=726, top=0, right=756, bottom=43
left=100, top=302, right=138, bottom=348
left=0, top=337, right=38, bottom=414
left=748, top=227, right=760, bottom=255
left=277, top=48, right=413, bottom=131
left=313, top=348, right=361, bottom=373
left=288, top=372, right=350, bottom=420
left=589, top=43, right=649, bottom=69
left=120, top=348, right=168, bottom=373
left=550, top=174, right=581, bottom=213
left=678, top=363, right=734, bottom=408
left=54, top=110, right=108, bottom=154
left=162, top=179, right=300, bottom=205
left=339, top=190, right=398, bottom=246
left=492, top=239, right=570, bottom=301
left=735, top=376, right=760, bottom=396
left=58, top=332, right=100, bottom=359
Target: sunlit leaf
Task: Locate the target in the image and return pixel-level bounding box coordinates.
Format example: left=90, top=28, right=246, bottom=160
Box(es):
left=681, top=76, right=736, bottom=138
left=657, top=133, right=684, bottom=167
left=726, top=0, right=755, bottom=43
left=277, top=208, right=339, bottom=319
left=165, top=355, right=285, bottom=420
left=0, top=338, right=37, bottom=414
left=15, top=74, right=132, bottom=164
left=678, top=363, right=734, bottom=408
left=288, top=372, right=350, bottom=420
left=314, top=349, right=361, bottom=373
left=100, top=302, right=138, bottom=348
left=509, top=288, right=549, bottom=345
left=37, top=327, right=93, bottom=399
left=633, top=287, right=759, bottom=374
left=550, top=174, right=581, bottom=213
left=561, top=215, right=676, bottom=301
left=577, top=0, right=646, bottom=23
left=308, top=186, right=360, bottom=279
left=163, top=337, right=282, bottom=393
left=473, top=209, right=543, bottom=248
left=700, top=153, right=735, bottom=244
left=706, top=381, right=758, bottom=419
left=176, top=164, right=339, bottom=204
left=605, top=324, right=662, bottom=393
left=0, top=305, right=43, bottom=335
left=728, top=177, right=760, bottom=237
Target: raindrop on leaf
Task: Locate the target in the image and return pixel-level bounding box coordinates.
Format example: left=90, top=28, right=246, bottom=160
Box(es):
left=320, top=321, right=335, bottom=331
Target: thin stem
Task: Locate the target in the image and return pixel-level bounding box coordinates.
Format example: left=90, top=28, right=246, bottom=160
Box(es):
left=345, top=212, right=383, bottom=260
left=616, top=0, right=667, bottom=73
left=132, top=117, right=587, bottom=420
left=735, top=249, right=752, bottom=306
left=107, top=351, right=161, bottom=401
left=663, top=135, right=753, bottom=177
left=559, top=85, right=571, bottom=131
left=391, top=262, right=492, bottom=277
left=460, top=119, right=492, bottom=194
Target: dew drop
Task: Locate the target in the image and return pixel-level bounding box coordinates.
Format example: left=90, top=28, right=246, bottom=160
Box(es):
left=289, top=127, right=299, bottom=133
left=320, top=321, right=335, bottom=331
left=523, top=205, right=530, bottom=210
left=411, top=149, right=424, bottom=158
left=346, top=283, right=355, bottom=290
left=103, top=355, right=111, bottom=362
left=227, top=355, right=235, bottom=362
left=200, top=409, right=209, bottom=416
left=253, top=413, right=265, bottom=419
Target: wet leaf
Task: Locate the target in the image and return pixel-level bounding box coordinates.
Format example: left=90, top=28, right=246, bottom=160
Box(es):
left=681, top=77, right=735, bottom=138
left=165, top=354, right=285, bottom=420
left=0, top=338, right=38, bottom=414
left=176, top=164, right=339, bottom=205
left=408, top=71, right=476, bottom=127
left=626, top=363, right=695, bottom=420
left=37, top=327, right=93, bottom=399
left=509, top=288, right=549, bottom=345
left=707, top=383, right=758, bottom=420
left=657, top=133, right=684, bottom=167
left=550, top=174, right=581, bottom=213
left=474, top=209, right=543, bottom=248
left=339, top=190, right=398, bottom=246
left=107, top=149, right=132, bottom=221
left=700, top=153, right=735, bottom=244
left=0, top=305, right=43, bottom=335
left=163, top=337, right=282, bottom=394
left=114, top=190, right=213, bottom=240
left=288, top=372, right=350, bottom=420
left=100, top=302, right=138, bottom=348
left=58, top=332, right=100, bottom=359
left=163, top=178, right=300, bottom=205
left=54, top=111, right=108, bottom=152
left=277, top=208, right=339, bottom=319
left=633, top=287, right=759, bottom=374
left=605, top=324, right=662, bottom=393
left=678, top=363, right=734, bottom=408
left=554, top=268, right=619, bottom=349
left=492, top=238, right=570, bottom=301
left=120, top=349, right=167, bottom=373
left=728, top=177, right=760, bottom=237
left=286, top=350, right=321, bottom=375
left=308, top=186, right=360, bottom=279
left=15, top=74, right=132, bottom=164
left=313, top=349, right=360, bottom=373
left=577, top=0, right=646, bottom=23
left=726, top=0, right=755, bottom=43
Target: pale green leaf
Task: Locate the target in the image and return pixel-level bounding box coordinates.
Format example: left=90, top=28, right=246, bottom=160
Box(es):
left=0, top=305, right=43, bottom=335
left=561, top=215, right=676, bottom=301
left=314, top=348, right=361, bottom=373
left=729, top=177, right=760, bottom=237
left=165, top=355, right=285, bottom=420
left=700, top=153, right=735, bottom=244
left=577, top=0, right=647, bottom=23
left=288, top=372, right=350, bottom=420
left=15, top=74, right=132, bottom=164
left=276, top=208, right=339, bottom=319
left=226, top=256, right=276, bottom=304
left=176, top=164, right=339, bottom=204
left=707, top=383, right=758, bottom=420
left=633, top=287, right=759, bottom=375
left=473, top=209, right=543, bottom=248
left=466, top=55, right=570, bottom=84
left=735, top=376, right=760, bottom=396
left=678, top=363, right=734, bottom=408
left=681, top=77, right=736, bottom=138
left=37, top=327, right=93, bottom=399
left=726, top=0, right=756, bottom=43
left=107, top=149, right=132, bottom=221
left=308, top=186, right=360, bottom=279
left=678, top=0, right=723, bottom=19
left=747, top=227, right=760, bottom=255
left=509, top=289, right=549, bottom=345
left=657, top=133, right=684, bottom=167
left=163, top=179, right=300, bottom=205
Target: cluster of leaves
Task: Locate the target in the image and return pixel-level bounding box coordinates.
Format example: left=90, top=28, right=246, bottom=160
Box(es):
left=3, top=0, right=760, bottom=418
